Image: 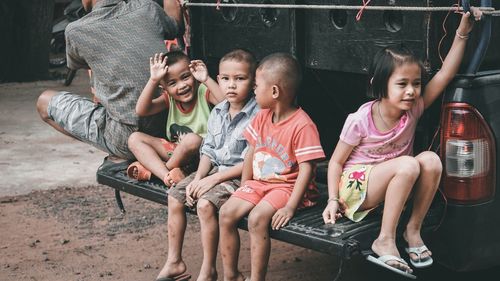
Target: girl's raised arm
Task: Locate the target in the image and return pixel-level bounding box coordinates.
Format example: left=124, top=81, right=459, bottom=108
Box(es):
left=423, top=9, right=479, bottom=109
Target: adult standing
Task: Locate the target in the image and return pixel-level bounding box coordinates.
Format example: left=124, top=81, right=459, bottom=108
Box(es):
left=37, top=0, right=183, bottom=160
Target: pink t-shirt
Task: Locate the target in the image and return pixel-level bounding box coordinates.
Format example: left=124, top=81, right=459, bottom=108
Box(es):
left=340, top=98, right=425, bottom=170
left=244, top=108, right=325, bottom=207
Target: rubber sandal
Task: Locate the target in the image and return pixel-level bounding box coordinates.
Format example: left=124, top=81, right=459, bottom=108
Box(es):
left=405, top=245, right=433, bottom=268
left=366, top=254, right=416, bottom=279
left=126, top=161, right=152, bottom=181
left=155, top=272, right=191, bottom=281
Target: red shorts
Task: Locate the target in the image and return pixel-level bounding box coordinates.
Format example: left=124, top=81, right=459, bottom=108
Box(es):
left=232, top=180, right=293, bottom=210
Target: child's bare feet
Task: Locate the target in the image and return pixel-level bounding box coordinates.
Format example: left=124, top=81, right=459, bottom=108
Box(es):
left=372, top=236, right=413, bottom=273
left=156, top=259, right=188, bottom=280
left=196, top=267, right=217, bottom=281
left=223, top=272, right=247, bottom=281
left=163, top=168, right=187, bottom=187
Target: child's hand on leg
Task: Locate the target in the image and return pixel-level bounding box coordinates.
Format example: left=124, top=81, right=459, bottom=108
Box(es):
left=185, top=180, right=198, bottom=207
left=190, top=175, right=219, bottom=199
left=271, top=205, right=295, bottom=230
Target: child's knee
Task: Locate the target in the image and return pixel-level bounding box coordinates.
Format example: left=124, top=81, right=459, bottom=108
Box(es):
left=248, top=209, right=272, bottom=232
left=219, top=204, right=237, bottom=227
left=127, top=132, right=143, bottom=150
left=418, top=151, right=443, bottom=174
left=396, top=156, right=420, bottom=180
left=178, top=133, right=202, bottom=152
left=167, top=194, right=184, bottom=210
left=197, top=199, right=216, bottom=218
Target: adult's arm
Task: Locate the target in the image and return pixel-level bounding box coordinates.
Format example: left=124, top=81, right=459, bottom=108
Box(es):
left=65, top=30, right=89, bottom=70
left=163, top=0, right=184, bottom=35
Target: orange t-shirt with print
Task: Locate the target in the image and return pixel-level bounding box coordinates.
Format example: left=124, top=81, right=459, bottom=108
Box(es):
left=243, top=108, right=325, bottom=207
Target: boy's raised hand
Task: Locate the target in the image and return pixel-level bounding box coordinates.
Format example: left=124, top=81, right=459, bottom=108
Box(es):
left=150, top=53, right=168, bottom=83
left=189, top=60, right=209, bottom=83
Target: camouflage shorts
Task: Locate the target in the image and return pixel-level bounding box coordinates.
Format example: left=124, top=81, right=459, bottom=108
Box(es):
left=47, top=92, right=135, bottom=159
left=168, top=166, right=240, bottom=209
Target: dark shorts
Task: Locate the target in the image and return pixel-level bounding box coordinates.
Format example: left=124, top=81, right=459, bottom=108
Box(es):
left=169, top=166, right=240, bottom=209
left=47, top=92, right=136, bottom=159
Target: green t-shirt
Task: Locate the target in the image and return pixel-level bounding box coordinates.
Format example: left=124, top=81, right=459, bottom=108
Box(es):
left=163, top=83, right=211, bottom=142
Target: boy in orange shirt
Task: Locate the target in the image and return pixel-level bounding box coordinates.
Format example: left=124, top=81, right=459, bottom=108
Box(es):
left=219, top=53, right=325, bottom=281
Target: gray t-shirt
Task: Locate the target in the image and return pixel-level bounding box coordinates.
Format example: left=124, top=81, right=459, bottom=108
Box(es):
left=65, top=0, right=178, bottom=127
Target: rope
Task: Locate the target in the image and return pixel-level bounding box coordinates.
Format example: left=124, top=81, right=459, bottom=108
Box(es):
left=355, top=0, right=372, bottom=21
left=486, top=10, right=500, bottom=16
left=182, top=2, right=496, bottom=13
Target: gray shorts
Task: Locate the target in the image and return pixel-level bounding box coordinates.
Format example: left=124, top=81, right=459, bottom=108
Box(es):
left=169, top=166, right=240, bottom=209
left=47, top=92, right=136, bottom=159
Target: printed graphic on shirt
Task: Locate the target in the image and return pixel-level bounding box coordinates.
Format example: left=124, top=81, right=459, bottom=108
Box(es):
left=253, top=151, right=287, bottom=182
left=365, top=139, right=411, bottom=159
left=169, top=123, right=193, bottom=142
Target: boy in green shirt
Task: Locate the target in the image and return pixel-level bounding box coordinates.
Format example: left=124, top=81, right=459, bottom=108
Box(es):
left=127, top=51, right=224, bottom=186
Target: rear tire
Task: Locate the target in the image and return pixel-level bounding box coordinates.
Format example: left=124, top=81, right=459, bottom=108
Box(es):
left=49, top=32, right=66, bottom=68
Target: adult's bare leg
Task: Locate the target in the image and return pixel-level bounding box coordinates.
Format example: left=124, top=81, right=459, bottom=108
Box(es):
left=36, top=90, right=74, bottom=138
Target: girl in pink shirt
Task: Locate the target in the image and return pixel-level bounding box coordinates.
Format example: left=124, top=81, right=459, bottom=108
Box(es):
left=322, top=10, right=480, bottom=278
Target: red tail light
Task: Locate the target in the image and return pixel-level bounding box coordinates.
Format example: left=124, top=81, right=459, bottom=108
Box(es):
left=440, top=103, right=496, bottom=204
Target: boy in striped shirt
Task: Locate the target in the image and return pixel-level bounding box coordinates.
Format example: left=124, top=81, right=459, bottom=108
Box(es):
left=219, top=53, right=325, bottom=281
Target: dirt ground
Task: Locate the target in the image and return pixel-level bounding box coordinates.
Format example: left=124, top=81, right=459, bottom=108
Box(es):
left=1, top=71, right=499, bottom=281
left=0, top=185, right=341, bottom=281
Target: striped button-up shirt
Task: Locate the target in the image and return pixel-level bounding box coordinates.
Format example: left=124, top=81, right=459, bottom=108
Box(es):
left=200, top=96, right=259, bottom=170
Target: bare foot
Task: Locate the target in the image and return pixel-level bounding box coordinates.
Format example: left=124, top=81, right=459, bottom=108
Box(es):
left=223, top=272, right=247, bottom=281
left=163, top=168, right=186, bottom=187
left=196, top=268, right=217, bottom=281
left=156, top=259, right=188, bottom=280
left=372, top=237, right=412, bottom=273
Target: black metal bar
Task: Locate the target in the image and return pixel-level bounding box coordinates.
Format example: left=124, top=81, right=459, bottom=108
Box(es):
left=114, top=189, right=126, bottom=214
left=466, top=0, right=492, bottom=74
left=332, top=258, right=344, bottom=281
left=96, top=159, right=442, bottom=261
left=461, top=0, right=470, bottom=13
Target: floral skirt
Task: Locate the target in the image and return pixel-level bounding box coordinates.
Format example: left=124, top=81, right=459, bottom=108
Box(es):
left=339, top=164, right=374, bottom=222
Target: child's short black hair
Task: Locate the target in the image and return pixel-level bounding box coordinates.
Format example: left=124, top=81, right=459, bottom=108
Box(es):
left=220, top=48, right=257, bottom=75
left=257, top=52, right=302, bottom=95
left=164, top=50, right=190, bottom=66
left=368, top=45, right=426, bottom=99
